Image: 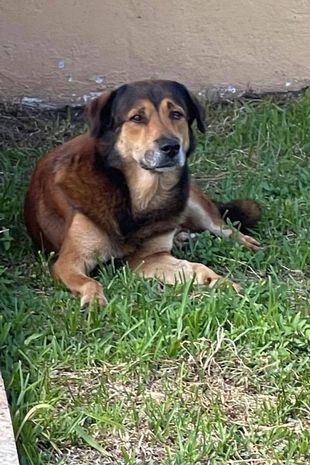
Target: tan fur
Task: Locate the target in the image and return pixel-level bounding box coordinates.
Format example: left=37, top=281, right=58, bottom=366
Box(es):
left=53, top=213, right=111, bottom=307
left=126, top=231, right=239, bottom=290
left=115, top=99, right=190, bottom=163
left=124, top=164, right=182, bottom=212
left=115, top=98, right=190, bottom=211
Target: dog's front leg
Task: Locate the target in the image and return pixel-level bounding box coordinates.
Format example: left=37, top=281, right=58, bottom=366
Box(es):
left=127, top=232, right=239, bottom=291
left=53, top=213, right=111, bottom=307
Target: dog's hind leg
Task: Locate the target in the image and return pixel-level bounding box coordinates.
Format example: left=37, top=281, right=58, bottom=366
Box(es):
left=53, top=213, right=112, bottom=307
left=180, top=184, right=261, bottom=251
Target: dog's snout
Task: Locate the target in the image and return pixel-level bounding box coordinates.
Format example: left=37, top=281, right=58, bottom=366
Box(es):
left=157, top=137, right=180, bottom=157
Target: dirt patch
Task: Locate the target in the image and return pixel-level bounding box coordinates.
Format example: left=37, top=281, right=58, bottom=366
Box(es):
left=0, top=103, right=86, bottom=149
left=1, top=86, right=308, bottom=149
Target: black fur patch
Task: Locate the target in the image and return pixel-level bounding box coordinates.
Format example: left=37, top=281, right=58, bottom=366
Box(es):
left=217, top=200, right=261, bottom=233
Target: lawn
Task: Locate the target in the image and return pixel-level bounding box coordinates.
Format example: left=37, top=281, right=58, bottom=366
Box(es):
left=0, top=92, right=309, bottom=465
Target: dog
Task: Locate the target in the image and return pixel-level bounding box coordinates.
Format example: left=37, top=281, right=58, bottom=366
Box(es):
left=24, top=80, right=261, bottom=307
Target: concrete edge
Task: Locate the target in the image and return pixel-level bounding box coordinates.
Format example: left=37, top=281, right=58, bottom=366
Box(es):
left=0, top=372, right=20, bottom=465
left=1, top=83, right=309, bottom=112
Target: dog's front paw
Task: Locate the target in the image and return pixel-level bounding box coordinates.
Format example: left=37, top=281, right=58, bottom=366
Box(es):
left=191, top=262, right=241, bottom=293
left=80, top=281, right=108, bottom=308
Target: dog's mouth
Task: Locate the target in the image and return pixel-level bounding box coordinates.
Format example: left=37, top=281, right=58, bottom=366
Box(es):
left=141, top=150, right=186, bottom=172
left=141, top=161, right=177, bottom=172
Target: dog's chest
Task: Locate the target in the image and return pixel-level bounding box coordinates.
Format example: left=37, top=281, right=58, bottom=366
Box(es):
left=118, top=182, right=189, bottom=243
left=90, top=164, right=189, bottom=244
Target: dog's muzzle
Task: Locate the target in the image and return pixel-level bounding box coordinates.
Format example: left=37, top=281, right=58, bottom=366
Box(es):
left=142, top=137, right=186, bottom=172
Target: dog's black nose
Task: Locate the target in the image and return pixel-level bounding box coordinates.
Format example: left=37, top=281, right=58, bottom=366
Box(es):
left=157, top=137, right=180, bottom=157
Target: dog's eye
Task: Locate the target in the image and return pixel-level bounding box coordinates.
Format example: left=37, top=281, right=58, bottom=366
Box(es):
left=170, top=111, right=184, bottom=120
left=130, top=114, right=144, bottom=123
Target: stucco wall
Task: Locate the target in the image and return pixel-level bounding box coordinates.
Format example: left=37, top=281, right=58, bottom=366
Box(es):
left=1, top=0, right=310, bottom=104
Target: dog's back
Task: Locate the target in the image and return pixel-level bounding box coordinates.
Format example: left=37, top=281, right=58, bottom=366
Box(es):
left=25, top=134, right=97, bottom=252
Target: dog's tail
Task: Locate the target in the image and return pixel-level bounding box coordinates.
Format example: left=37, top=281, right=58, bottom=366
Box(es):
left=215, top=199, right=262, bottom=233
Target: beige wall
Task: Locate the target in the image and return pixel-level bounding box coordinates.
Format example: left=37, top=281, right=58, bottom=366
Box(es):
left=1, top=0, right=310, bottom=104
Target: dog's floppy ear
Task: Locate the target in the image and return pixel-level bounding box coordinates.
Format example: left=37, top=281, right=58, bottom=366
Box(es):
left=186, top=91, right=206, bottom=133
left=174, top=82, right=205, bottom=133
left=85, top=91, right=116, bottom=138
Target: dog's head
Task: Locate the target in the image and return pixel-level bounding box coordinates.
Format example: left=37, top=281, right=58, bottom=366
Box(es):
left=86, top=80, right=205, bottom=172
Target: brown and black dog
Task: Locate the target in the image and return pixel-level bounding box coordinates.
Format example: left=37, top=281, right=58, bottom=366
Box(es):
left=24, top=80, right=261, bottom=307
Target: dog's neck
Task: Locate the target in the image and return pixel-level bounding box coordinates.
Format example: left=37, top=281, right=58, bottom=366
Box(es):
left=122, top=162, right=182, bottom=213
left=96, top=143, right=184, bottom=211
left=94, top=141, right=189, bottom=217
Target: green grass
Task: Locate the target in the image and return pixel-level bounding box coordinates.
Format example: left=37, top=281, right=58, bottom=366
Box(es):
left=1, top=92, right=309, bottom=465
